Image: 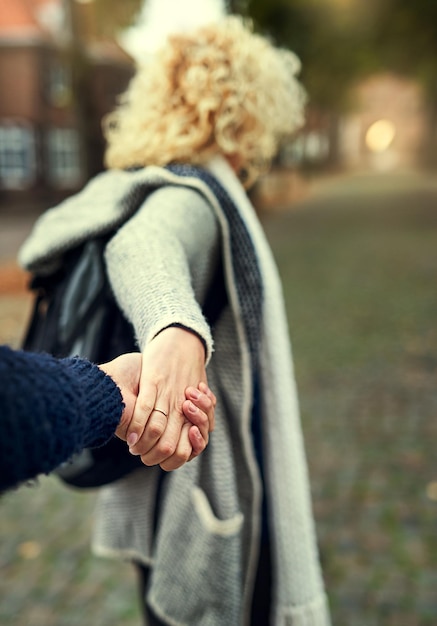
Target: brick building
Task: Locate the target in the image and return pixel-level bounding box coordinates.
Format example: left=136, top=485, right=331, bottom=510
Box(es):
left=0, top=0, right=133, bottom=206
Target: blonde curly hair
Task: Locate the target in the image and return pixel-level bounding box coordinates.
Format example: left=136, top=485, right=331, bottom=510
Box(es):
left=104, top=16, right=306, bottom=188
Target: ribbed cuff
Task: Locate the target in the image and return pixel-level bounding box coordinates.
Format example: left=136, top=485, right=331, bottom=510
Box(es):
left=65, top=357, right=124, bottom=448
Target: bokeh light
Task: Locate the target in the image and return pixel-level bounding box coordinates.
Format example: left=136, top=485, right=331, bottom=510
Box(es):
left=365, top=119, right=396, bottom=152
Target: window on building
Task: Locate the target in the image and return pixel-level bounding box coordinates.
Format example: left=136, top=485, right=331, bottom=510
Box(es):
left=0, top=124, right=36, bottom=189
left=304, top=131, right=330, bottom=162
left=46, top=128, right=82, bottom=188
left=47, top=60, right=72, bottom=107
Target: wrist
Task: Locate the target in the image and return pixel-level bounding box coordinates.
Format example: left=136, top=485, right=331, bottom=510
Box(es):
left=154, top=324, right=207, bottom=360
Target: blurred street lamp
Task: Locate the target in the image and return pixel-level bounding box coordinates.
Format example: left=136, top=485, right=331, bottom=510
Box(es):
left=365, top=119, right=396, bottom=153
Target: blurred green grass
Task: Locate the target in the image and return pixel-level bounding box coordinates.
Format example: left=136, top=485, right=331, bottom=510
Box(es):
left=262, top=171, right=437, bottom=625
left=0, top=478, right=141, bottom=626
left=1, top=170, right=437, bottom=625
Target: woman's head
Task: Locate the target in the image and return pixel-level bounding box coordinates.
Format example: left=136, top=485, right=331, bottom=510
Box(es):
left=104, top=16, right=306, bottom=187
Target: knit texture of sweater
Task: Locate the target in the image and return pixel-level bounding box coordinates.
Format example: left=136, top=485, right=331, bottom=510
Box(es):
left=0, top=346, right=123, bottom=491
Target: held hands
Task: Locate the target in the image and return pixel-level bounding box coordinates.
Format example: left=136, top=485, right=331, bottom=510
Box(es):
left=126, top=327, right=215, bottom=471
left=99, top=330, right=215, bottom=471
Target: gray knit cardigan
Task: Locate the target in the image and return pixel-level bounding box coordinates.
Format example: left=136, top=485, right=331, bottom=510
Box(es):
left=19, top=156, right=330, bottom=626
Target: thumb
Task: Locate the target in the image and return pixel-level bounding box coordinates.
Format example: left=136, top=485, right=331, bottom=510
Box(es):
left=99, top=353, right=142, bottom=439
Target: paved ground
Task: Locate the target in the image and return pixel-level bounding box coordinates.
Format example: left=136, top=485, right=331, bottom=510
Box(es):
left=1, top=169, right=437, bottom=625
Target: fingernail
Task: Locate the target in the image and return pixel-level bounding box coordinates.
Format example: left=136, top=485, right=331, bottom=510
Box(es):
left=127, top=433, right=138, bottom=447
left=190, top=389, right=200, bottom=400
left=189, top=402, right=198, bottom=414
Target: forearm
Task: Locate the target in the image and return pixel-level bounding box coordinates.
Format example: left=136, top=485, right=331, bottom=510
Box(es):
left=105, top=185, right=219, bottom=362
left=0, top=347, right=122, bottom=491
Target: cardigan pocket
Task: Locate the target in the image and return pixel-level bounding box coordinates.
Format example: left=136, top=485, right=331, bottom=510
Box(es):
left=192, top=486, right=244, bottom=536
left=147, top=485, right=244, bottom=626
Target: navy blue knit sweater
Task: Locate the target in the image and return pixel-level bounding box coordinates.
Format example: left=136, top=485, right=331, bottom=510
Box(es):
left=0, top=345, right=123, bottom=491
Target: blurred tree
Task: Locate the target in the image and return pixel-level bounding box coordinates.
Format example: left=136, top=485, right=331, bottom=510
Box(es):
left=63, top=0, right=137, bottom=177
left=369, top=0, right=437, bottom=165
left=242, top=0, right=375, bottom=111
left=367, top=0, right=437, bottom=95
left=238, top=0, right=437, bottom=165
left=89, top=0, right=142, bottom=37
left=244, top=0, right=437, bottom=113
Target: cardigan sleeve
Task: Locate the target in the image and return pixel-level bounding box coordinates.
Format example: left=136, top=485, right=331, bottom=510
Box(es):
left=0, top=345, right=123, bottom=492
left=104, top=185, right=220, bottom=362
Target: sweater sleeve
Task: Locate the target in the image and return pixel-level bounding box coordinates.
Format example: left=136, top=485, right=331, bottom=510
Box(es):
left=104, top=185, right=220, bottom=362
left=0, top=345, right=123, bottom=492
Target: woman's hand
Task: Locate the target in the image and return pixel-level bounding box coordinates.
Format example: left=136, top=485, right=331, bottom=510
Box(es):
left=125, top=327, right=215, bottom=471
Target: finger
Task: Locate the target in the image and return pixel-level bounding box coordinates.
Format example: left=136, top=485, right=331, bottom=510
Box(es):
left=130, top=408, right=168, bottom=457
left=199, top=381, right=217, bottom=406
left=125, top=379, right=157, bottom=448
left=185, top=386, right=214, bottom=412
left=139, top=404, right=183, bottom=466
left=182, top=399, right=209, bottom=444
left=185, top=385, right=215, bottom=433
left=198, top=382, right=216, bottom=430
left=188, top=425, right=206, bottom=460
left=101, top=353, right=142, bottom=440
left=115, top=389, right=137, bottom=441
left=159, top=423, right=194, bottom=472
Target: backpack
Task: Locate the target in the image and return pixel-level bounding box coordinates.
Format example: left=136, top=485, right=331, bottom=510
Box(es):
left=22, top=235, right=144, bottom=488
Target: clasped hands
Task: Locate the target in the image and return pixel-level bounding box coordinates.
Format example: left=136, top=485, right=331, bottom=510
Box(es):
left=100, top=327, right=216, bottom=471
